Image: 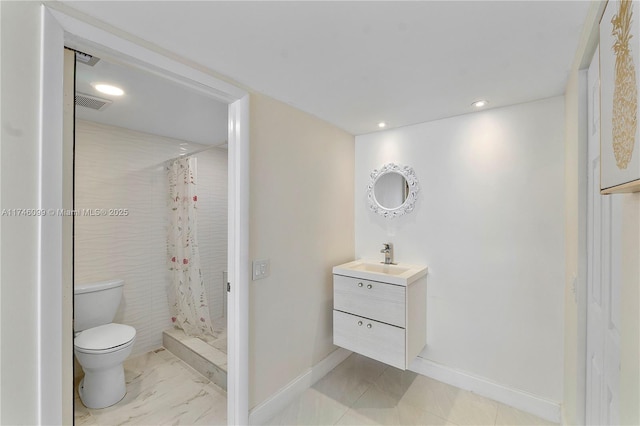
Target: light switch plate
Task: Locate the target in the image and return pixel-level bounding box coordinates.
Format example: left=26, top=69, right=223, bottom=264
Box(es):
left=252, top=259, right=270, bottom=280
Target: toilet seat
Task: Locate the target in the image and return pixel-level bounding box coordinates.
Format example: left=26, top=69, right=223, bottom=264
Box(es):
left=74, top=323, right=136, bottom=354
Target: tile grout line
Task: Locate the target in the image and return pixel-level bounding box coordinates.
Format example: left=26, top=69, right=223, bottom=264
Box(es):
left=369, top=367, right=486, bottom=426
left=352, top=361, right=389, bottom=408
left=331, top=362, right=390, bottom=425
left=332, top=408, right=349, bottom=425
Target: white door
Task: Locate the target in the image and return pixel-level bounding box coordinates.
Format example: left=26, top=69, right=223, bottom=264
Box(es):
left=586, top=45, right=622, bottom=426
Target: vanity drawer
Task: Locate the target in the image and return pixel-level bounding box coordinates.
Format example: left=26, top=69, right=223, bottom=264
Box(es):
left=333, top=310, right=405, bottom=370
left=334, top=275, right=405, bottom=327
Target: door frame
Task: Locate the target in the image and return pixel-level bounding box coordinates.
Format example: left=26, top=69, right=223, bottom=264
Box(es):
left=40, top=5, right=250, bottom=424
left=585, top=44, right=622, bottom=425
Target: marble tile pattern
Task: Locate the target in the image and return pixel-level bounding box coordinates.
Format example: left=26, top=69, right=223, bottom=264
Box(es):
left=75, top=120, right=228, bottom=357
left=74, top=348, right=226, bottom=425
left=163, top=324, right=227, bottom=390
left=265, top=354, right=558, bottom=426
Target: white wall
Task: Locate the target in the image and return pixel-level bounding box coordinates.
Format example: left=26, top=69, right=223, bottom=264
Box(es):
left=355, top=97, right=565, bottom=403
left=75, top=120, right=227, bottom=356
left=249, top=93, right=355, bottom=408
left=194, top=148, right=228, bottom=321
left=0, top=2, right=42, bottom=423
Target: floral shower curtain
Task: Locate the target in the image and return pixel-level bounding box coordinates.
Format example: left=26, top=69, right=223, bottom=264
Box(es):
left=167, top=157, right=214, bottom=337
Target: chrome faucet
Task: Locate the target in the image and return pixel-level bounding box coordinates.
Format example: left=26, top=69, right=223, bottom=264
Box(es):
left=380, top=243, right=394, bottom=265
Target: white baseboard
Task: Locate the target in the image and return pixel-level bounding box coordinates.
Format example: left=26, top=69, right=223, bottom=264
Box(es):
left=409, top=356, right=561, bottom=424
left=248, top=348, right=352, bottom=425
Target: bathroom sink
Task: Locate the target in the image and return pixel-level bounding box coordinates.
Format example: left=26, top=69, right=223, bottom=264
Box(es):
left=351, top=263, right=410, bottom=275
left=333, top=259, right=427, bottom=286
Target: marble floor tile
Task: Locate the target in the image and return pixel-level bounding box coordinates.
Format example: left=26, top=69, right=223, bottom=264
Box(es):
left=368, top=366, right=421, bottom=398
left=268, top=353, right=549, bottom=426
left=495, top=402, right=558, bottom=426
left=191, top=383, right=229, bottom=425
left=344, top=384, right=454, bottom=426
left=73, top=397, right=96, bottom=426
left=124, top=348, right=189, bottom=382
left=74, top=348, right=226, bottom=426
left=153, top=345, right=185, bottom=362
left=439, top=389, right=498, bottom=426
left=89, top=364, right=209, bottom=424
left=125, top=384, right=226, bottom=425
left=372, top=367, right=498, bottom=425
left=264, top=387, right=350, bottom=426
left=334, top=409, right=382, bottom=426
left=121, top=351, right=207, bottom=401
left=313, top=353, right=388, bottom=407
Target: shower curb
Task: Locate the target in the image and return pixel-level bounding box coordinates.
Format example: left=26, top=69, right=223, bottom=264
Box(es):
left=162, top=329, right=227, bottom=391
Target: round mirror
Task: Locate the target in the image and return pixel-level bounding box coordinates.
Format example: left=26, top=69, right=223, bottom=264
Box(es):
left=367, top=163, right=419, bottom=218
left=373, top=172, right=409, bottom=209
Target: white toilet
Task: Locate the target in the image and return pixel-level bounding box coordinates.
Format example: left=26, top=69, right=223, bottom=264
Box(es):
left=74, top=279, right=136, bottom=409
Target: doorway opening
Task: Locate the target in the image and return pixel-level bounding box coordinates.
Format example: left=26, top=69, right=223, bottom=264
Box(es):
left=71, top=50, right=231, bottom=423
left=42, top=6, right=250, bottom=424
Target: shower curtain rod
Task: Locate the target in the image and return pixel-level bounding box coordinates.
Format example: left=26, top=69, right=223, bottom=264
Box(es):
left=165, top=142, right=226, bottom=163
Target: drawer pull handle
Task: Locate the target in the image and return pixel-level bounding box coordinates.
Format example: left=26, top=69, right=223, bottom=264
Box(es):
left=358, top=282, right=363, bottom=287
left=367, top=284, right=373, bottom=289
left=358, top=321, right=363, bottom=326
left=367, top=323, right=372, bottom=329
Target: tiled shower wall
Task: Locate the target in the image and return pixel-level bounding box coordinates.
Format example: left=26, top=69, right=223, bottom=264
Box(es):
left=192, top=146, right=228, bottom=322
left=75, top=120, right=227, bottom=356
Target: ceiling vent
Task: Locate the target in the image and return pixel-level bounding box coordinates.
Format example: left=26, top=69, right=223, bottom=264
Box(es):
left=75, top=92, right=112, bottom=111
left=75, top=51, right=100, bottom=67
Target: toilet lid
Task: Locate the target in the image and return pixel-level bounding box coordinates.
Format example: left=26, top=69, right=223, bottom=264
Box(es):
left=74, top=323, right=136, bottom=351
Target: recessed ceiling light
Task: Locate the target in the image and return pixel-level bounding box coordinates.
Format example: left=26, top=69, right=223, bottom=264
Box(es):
left=472, top=100, right=488, bottom=108
left=92, top=83, right=124, bottom=96
left=378, top=122, right=387, bottom=128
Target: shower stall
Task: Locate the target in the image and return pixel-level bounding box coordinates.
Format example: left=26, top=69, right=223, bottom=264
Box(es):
left=163, top=149, right=229, bottom=390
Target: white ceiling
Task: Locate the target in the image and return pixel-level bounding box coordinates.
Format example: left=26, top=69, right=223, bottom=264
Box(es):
left=75, top=55, right=229, bottom=146
left=66, top=1, right=590, bottom=136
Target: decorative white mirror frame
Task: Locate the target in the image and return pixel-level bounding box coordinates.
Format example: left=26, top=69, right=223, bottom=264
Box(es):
left=367, top=163, right=420, bottom=218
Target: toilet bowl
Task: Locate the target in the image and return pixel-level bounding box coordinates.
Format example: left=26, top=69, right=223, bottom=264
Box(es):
left=74, top=280, right=137, bottom=409
left=74, top=323, right=136, bottom=409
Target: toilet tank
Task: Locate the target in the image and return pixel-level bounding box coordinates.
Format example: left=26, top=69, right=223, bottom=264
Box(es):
left=74, top=279, right=124, bottom=331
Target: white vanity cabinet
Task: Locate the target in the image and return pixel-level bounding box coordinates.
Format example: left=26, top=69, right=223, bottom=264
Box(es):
left=332, top=260, right=427, bottom=370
